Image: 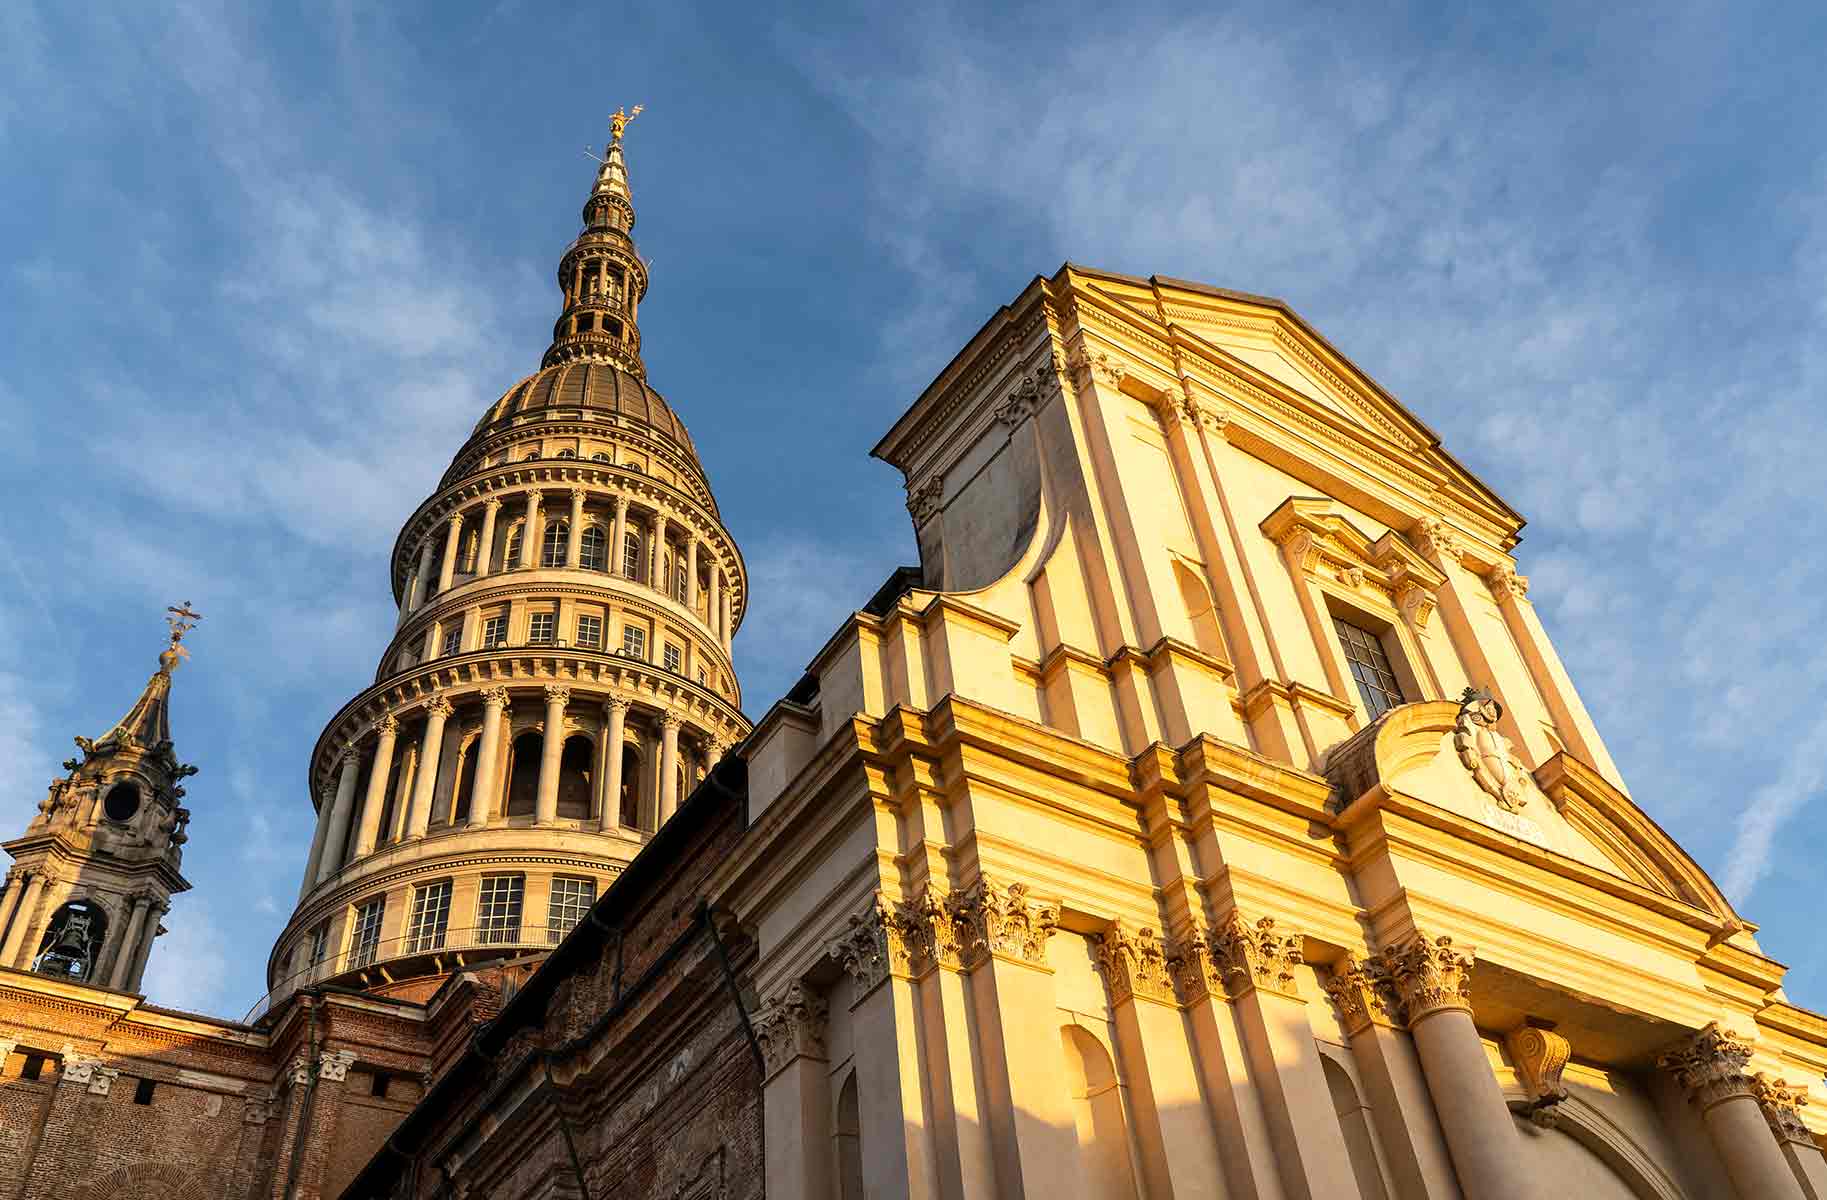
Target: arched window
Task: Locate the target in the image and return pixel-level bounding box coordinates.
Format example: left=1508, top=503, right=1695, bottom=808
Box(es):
left=33, top=900, right=108, bottom=982
left=1060, top=1025, right=1140, bottom=1199
left=619, top=744, right=644, bottom=829
left=524, top=450, right=540, bottom=462
left=557, top=448, right=576, bottom=459
left=591, top=453, right=610, bottom=463
left=1323, top=1055, right=1391, bottom=1200
left=504, top=524, right=523, bottom=570
left=836, top=1071, right=864, bottom=1200
left=580, top=525, right=608, bottom=571
left=674, top=563, right=688, bottom=601
left=622, top=531, right=644, bottom=580
left=557, top=735, right=594, bottom=820
left=542, top=520, right=568, bottom=568
left=450, top=737, right=481, bottom=825
left=506, top=731, right=542, bottom=817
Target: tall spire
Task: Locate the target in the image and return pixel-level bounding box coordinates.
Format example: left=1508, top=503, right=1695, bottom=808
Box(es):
left=542, top=106, right=650, bottom=375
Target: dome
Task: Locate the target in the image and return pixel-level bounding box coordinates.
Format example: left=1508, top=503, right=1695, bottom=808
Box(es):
left=470, top=360, right=700, bottom=469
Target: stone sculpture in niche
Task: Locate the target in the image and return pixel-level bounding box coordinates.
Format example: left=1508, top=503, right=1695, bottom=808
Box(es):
left=1454, top=686, right=1527, bottom=811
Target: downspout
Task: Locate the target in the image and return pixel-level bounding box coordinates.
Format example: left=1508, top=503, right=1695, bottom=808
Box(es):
left=699, top=901, right=764, bottom=1079
left=282, top=993, right=323, bottom=1200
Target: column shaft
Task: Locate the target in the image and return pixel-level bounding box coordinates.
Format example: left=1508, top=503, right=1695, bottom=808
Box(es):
left=107, top=899, right=151, bottom=990
left=721, top=591, right=733, bottom=649
left=124, top=905, right=163, bottom=991
left=535, top=687, right=569, bottom=824
left=297, top=793, right=332, bottom=900
left=612, top=496, right=630, bottom=577
left=405, top=698, right=453, bottom=838
left=519, top=492, right=541, bottom=568
left=686, top=538, right=700, bottom=612
left=470, top=691, right=508, bottom=825
left=566, top=489, right=585, bottom=567
left=314, top=754, right=363, bottom=884
left=1409, top=1008, right=1537, bottom=1200
left=436, top=513, right=463, bottom=592
left=708, top=559, right=721, bottom=631
left=653, top=513, right=670, bottom=593
left=658, top=715, right=681, bottom=822
left=351, top=717, right=399, bottom=857
left=475, top=498, right=501, bottom=578
left=599, top=699, right=628, bottom=831
left=0, top=877, right=22, bottom=955
left=408, top=537, right=436, bottom=612
left=1700, top=1095, right=1810, bottom=1200
left=0, top=872, right=46, bottom=966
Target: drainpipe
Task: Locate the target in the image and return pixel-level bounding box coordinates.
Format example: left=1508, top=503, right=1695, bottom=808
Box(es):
left=543, top=1055, right=591, bottom=1199
left=282, top=993, right=323, bottom=1200
left=700, top=901, right=764, bottom=1079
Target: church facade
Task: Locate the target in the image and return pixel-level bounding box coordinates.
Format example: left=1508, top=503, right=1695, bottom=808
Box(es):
left=4, top=123, right=1827, bottom=1200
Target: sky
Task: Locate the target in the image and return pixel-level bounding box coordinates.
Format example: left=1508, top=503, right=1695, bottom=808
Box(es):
left=3, top=1, right=1827, bottom=1019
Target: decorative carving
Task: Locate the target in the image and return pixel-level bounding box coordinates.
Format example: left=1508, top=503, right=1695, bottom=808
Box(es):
left=543, top=684, right=571, bottom=707
left=1382, top=932, right=1474, bottom=1023
left=1211, top=911, right=1303, bottom=999
left=1067, top=345, right=1128, bottom=389
left=479, top=685, right=511, bottom=708
left=660, top=711, right=684, bottom=731
left=751, top=983, right=826, bottom=1079
left=946, top=876, right=1058, bottom=968
left=1339, top=566, right=1366, bottom=589
left=1454, top=687, right=1527, bottom=811
left=604, top=694, right=633, bottom=716
left=1095, top=924, right=1175, bottom=1005
left=1397, top=581, right=1437, bottom=629
left=317, top=1049, right=356, bottom=1082
left=1410, top=516, right=1463, bottom=567
left=1506, top=1024, right=1572, bottom=1127
left=1751, top=1074, right=1815, bottom=1146
left=1659, top=1024, right=1757, bottom=1109
left=1167, top=926, right=1226, bottom=1004
left=86, top=1066, right=120, bottom=1096
left=374, top=714, right=399, bottom=738
left=993, top=374, right=1042, bottom=429
left=1323, top=955, right=1402, bottom=1034
left=423, top=694, right=454, bottom=719
left=829, top=903, right=893, bottom=997
left=286, top=1055, right=312, bottom=1086
left=905, top=475, right=944, bottom=523
left=1486, top=564, right=1530, bottom=602
left=243, top=1096, right=271, bottom=1125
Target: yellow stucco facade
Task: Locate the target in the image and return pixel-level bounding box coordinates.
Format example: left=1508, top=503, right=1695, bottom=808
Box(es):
left=720, top=265, right=1827, bottom=1200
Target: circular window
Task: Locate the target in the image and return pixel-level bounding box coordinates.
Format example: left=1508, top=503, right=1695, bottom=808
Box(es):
left=103, top=781, right=141, bottom=822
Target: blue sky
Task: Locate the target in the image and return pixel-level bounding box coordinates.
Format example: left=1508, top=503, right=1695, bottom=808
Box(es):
left=4, top=1, right=1826, bottom=1018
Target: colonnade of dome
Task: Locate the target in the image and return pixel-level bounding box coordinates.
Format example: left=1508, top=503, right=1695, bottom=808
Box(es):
left=262, top=118, right=750, bottom=1008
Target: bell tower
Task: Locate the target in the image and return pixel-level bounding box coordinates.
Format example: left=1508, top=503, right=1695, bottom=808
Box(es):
left=0, top=605, right=202, bottom=991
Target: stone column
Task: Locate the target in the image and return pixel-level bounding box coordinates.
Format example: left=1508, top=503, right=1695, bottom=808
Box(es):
left=351, top=715, right=398, bottom=857
left=1752, top=1075, right=1827, bottom=1198
left=1660, top=1025, right=1811, bottom=1200
left=707, top=558, right=721, bottom=631
left=475, top=497, right=501, bottom=578
left=469, top=687, right=509, bottom=825
left=0, top=870, right=47, bottom=966
left=124, top=901, right=166, bottom=991
left=686, top=537, right=700, bottom=612
left=755, top=982, right=834, bottom=1200
left=297, top=785, right=333, bottom=900
left=519, top=491, right=542, bottom=568
left=1386, top=933, right=1540, bottom=1200
left=566, top=488, right=586, bottom=567
left=653, top=513, right=671, bottom=593
left=721, top=590, right=734, bottom=650
left=107, top=895, right=152, bottom=990
left=0, top=870, right=23, bottom=952
left=314, top=752, right=363, bottom=884
left=612, top=495, right=630, bottom=577
left=1325, top=956, right=1464, bottom=1200
left=405, top=695, right=454, bottom=839
left=599, top=697, right=629, bottom=832
left=436, top=512, right=463, bottom=592
left=407, top=536, right=436, bottom=612
left=535, top=685, right=570, bottom=824
left=658, top=712, right=682, bottom=823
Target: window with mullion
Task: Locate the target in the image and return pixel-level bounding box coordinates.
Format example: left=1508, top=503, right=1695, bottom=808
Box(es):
left=405, top=880, right=452, bottom=953
left=1332, top=615, right=1406, bottom=718
left=477, top=875, right=524, bottom=945
left=546, top=876, right=596, bottom=944
left=348, top=897, right=385, bottom=968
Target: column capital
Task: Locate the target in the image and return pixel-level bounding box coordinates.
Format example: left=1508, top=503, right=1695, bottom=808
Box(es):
left=1751, top=1074, right=1815, bottom=1147
left=1485, top=563, right=1530, bottom=602
left=603, top=694, right=634, bottom=716
left=1211, top=910, right=1304, bottom=999
left=446, top=511, right=464, bottom=529
left=752, top=982, right=827, bottom=1081
left=1095, top=923, right=1175, bottom=1006
left=483, top=495, right=504, bottom=512
left=946, top=875, right=1057, bottom=969
left=318, top=1049, right=357, bottom=1082
left=480, top=685, right=511, bottom=708
left=525, top=489, right=543, bottom=506
left=660, top=710, right=684, bottom=731
left=569, top=487, right=588, bottom=501
left=1323, top=954, right=1403, bottom=1033
left=543, top=684, right=571, bottom=706
left=1382, top=931, right=1474, bottom=1023
left=1659, top=1023, right=1757, bottom=1109
left=614, top=492, right=629, bottom=511
left=336, top=747, right=357, bottom=770
left=316, top=784, right=336, bottom=810
left=423, top=694, right=454, bottom=720
left=374, top=713, right=399, bottom=737
left=1411, top=515, right=1466, bottom=568
left=829, top=901, right=896, bottom=1000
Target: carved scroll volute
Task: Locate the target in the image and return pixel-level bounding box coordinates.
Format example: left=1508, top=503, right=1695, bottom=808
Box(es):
left=946, top=876, right=1058, bottom=969
left=1505, top=1023, right=1572, bottom=1127
left=1094, top=924, right=1174, bottom=1006
left=1210, top=911, right=1304, bottom=1000
left=1658, top=1023, right=1756, bottom=1111
left=1323, top=955, right=1401, bottom=1036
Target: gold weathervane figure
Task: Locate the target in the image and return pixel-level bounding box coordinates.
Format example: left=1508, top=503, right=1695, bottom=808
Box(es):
left=609, top=105, right=644, bottom=145
left=163, top=601, right=203, bottom=670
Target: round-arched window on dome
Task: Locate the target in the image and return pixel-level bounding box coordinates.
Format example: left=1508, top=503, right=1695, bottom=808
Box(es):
left=558, top=449, right=576, bottom=459
left=591, top=453, right=610, bottom=463
left=524, top=450, right=540, bottom=462
left=103, top=781, right=141, bottom=822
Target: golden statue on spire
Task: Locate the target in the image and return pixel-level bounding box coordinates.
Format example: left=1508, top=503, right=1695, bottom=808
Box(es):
left=609, top=105, right=644, bottom=145
left=161, top=601, right=203, bottom=674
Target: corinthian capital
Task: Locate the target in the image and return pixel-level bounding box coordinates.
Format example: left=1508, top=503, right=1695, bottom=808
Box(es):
left=1659, top=1024, right=1757, bottom=1110
left=1751, top=1074, right=1814, bottom=1146
left=423, top=694, right=454, bottom=719
left=543, top=684, right=571, bottom=707
left=1211, top=911, right=1304, bottom=999
left=1323, top=955, right=1402, bottom=1034
left=479, top=685, right=511, bottom=708
left=1381, top=932, right=1474, bottom=1023
left=946, top=876, right=1058, bottom=968
left=1411, top=516, right=1464, bottom=568
left=828, top=897, right=903, bottom=998
left=374, top=713, right=399, bottom=737
left=752, top=982, right=827, bottom=1080
left=1485, top=564, right=1530, bottom=602
left=1095, top=924, right=1175, bottom=1006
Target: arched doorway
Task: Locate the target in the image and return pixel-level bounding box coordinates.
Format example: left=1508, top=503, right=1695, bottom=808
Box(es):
left=835, top=1070, right=864, bottom=1200
left=1323, top=1053, right=1390, bottom=1200
left=1059, top=1024, right=1138, bottom=1200
left=557, top=735, right=594, bottom=819
left=619, top=745, right=644, bottom=829
left=506, top=731, right=542, bottom=816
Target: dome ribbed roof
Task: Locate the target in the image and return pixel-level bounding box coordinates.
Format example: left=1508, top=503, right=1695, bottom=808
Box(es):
left=472, top=360, right=700, bottom=469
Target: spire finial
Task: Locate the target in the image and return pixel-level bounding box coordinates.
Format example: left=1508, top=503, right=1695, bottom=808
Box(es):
left=609, top=105, right=643, bottom=146
left=162, top=601, right=202, bottom=674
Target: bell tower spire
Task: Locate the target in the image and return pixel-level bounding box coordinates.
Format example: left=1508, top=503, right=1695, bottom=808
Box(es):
left=542, top=106, right=650, bottom=375
left=0, top=607, right=202, bottom=991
